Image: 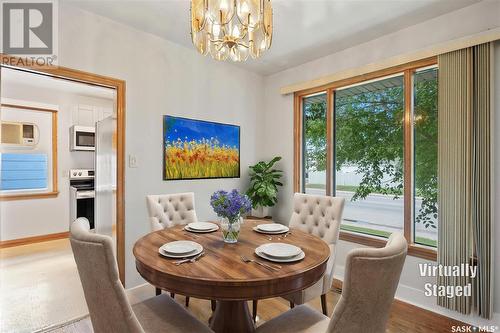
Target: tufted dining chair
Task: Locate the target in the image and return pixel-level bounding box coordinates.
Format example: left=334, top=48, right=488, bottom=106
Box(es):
left=146, top=192, right=198, bottom=231
left=282, top=193, right=345, bottom=315
left=145, top=193, right=216, bottom=311
left=256, top=233, right=408, bottom=333
left=70, top=217, right=213, bottom=333
left=146, top=192, right=198, bottom=305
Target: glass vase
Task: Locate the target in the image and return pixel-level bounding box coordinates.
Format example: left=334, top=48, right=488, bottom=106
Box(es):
left=220, top=216, right=242, bottom=243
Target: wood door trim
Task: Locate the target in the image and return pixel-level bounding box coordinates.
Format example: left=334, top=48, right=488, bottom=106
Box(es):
left=0, top=231, right=69, bottom=248
left=1, top=54, right=126, bottom=285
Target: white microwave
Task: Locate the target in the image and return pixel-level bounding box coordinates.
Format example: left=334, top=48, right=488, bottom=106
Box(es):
left=70, top=125, right=95, bottom=151
left=1, top=121, right=39, bottom=147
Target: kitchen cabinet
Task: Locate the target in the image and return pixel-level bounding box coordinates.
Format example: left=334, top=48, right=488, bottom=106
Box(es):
left=72, top=105, right=113, bottom=127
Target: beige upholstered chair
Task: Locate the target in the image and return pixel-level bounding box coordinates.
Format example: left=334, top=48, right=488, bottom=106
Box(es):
left=282, top=193, right=345, bottom=315
left=70, top=217, right=213, bottom=333
left=256, top=233, right=408, bottom=333
left=146, top=192, right=198, bottom=302
left=145, top=192, right=216, bottom=310
left=146, top=192, right=198, bottom=231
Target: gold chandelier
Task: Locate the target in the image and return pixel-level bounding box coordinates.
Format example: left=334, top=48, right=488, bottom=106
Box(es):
left=191, top=0, right=273, bottom=62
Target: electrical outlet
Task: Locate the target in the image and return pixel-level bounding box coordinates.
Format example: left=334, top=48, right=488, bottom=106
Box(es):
left=129, top=154, right=138, bottom=168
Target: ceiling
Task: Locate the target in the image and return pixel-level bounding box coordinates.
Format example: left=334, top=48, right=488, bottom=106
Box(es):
left=2, top=68, right=115, bottom=99
left=65, top=0, right=480, bottom=76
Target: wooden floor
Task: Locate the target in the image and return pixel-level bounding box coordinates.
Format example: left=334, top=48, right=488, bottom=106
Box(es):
left=48, top=287, right=465, bottom=333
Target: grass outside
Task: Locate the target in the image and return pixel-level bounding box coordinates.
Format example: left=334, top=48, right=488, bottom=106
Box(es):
left=340, top=224, right=437, bottom=248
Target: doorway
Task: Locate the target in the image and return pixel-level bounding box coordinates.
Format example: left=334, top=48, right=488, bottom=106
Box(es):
left=0, top=58, right=125, bottom=332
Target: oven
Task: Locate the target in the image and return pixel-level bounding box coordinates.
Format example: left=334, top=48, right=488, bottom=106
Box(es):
left=70, top=126, right=95, bottom=151
left=70, top=169, right=95, bottom=229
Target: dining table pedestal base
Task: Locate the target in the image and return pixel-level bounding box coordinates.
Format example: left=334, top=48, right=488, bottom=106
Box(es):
left=210, top=300, right=255, bottom=333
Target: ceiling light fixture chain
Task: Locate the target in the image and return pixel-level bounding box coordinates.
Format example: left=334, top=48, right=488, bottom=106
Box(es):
left=191, top=0, right=273, bottom=62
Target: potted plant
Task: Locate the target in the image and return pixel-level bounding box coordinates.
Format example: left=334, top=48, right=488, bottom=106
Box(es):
left=210, top=189, right=252, bottom=243
left=246, top=156, right=283, bottom=218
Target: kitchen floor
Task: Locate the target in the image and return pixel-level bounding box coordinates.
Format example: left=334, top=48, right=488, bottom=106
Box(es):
left=0, top=239, right=88, bottom=333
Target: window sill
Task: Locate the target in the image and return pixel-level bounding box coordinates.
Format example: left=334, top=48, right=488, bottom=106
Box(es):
left=339, top=231, right=437, bottom=261
left=0, top=191, right=59, bottom=201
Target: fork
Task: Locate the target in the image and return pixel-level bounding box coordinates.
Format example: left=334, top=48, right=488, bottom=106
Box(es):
left=240, top=255, right=281, bottom=271
left=174, top=252, right=204, bottom=265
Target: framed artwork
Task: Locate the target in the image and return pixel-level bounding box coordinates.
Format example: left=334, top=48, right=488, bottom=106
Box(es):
left=163, top=115, right=240, bottom=180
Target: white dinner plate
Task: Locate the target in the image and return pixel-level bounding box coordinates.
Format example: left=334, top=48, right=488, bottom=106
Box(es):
left=187, top=222, right=218, bottom=231
left=258, top=243, right=302, bottom=259
left=159, top=241, right=202, bottom=258
left=252, top=226, right=289, bottom=234
left=255, top=248, right=305, bottom=263
left=257, top=223, right=288, bottom=233
left=184, top=225, right=219, bottom=233
left=159, top=246, right=203, bottom=259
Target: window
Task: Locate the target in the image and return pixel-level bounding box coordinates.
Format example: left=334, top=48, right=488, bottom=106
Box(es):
left=0, top=153, right=48, bottom=191
left=0, top=104, right=58, bottom=200
left=303, top=93, right=327, bottom=195
left=335, top=74, right=405, bottom=239
left=413, top=67, right=438, bottom=247
left=294, top=58, right=438, bottom=259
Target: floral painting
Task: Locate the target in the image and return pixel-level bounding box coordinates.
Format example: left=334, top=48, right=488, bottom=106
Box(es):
left=163, top=116, right=240, bottom=180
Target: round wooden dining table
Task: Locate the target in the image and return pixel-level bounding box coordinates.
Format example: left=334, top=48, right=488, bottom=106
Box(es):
left=133, top=219, right=330, bottom=333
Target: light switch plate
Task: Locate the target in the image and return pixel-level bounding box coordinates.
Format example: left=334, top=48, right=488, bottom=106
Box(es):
left=129, top=154, right=138, bottom=168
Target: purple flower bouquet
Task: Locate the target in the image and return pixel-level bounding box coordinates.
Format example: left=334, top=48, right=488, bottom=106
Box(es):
left=210, top=189, right=252, bottom=243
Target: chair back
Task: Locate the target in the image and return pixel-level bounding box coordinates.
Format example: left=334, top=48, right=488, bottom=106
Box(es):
left=70, top=218, right=144, bottom=333
left=328, top=233, right=408, bottom=333
left=289, top=193, right=344, bottom=245
left=146, top=192, right=198, bottom=231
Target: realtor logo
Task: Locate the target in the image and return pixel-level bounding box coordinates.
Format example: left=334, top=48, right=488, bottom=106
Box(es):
left=2, top=2, right=53, bottom=54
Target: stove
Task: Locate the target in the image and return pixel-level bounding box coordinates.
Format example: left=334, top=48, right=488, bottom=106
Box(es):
left=70, top=169, right=95, bottom=229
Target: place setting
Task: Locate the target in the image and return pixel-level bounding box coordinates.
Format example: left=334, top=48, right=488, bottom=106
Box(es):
left=184, top=222, right=219, bottom=233
left=158, top=240, right=205, bottom=265
left=254, top=242, right=305, bottom=263
left=253, top=222, right=292, bottom=240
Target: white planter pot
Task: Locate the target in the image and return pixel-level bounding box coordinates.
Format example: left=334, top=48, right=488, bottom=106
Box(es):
left=252, top=206, right=269, bottom=218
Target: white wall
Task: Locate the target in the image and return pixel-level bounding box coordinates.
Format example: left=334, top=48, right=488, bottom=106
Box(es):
left=0, top=82, right=114, bottom=241
left=261, top=1, right=500, bottom=326
left=56, top=4, right=264, bottom=288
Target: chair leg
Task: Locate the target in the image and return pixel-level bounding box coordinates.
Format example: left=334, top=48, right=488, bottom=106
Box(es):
left=155, top=288, right=161, bottom=296
left=170, top=292, right=175, bottom=298
left=252, top=300, right=258, bottom=323
left=185, top=296, right=190, bottom=307
left=320, top=294, right=328, bottom=316
left=289, top=301, right=295, bottom=309
left=211, top=300, right=216, bottom=311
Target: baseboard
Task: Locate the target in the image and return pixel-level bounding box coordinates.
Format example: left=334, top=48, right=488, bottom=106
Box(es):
left=0, top=231, right=69, bottom=249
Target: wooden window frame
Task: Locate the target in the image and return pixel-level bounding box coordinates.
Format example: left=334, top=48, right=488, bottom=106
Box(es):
left=294, top=57, right=437, bottom=261
left=0, top=103, right=59, bottom=200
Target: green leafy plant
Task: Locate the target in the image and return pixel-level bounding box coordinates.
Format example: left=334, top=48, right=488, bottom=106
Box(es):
left=246, top=156, right=283, bottom=209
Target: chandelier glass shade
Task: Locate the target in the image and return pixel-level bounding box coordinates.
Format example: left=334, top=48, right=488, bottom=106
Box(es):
left=191, top=0, right=273, bottom=62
